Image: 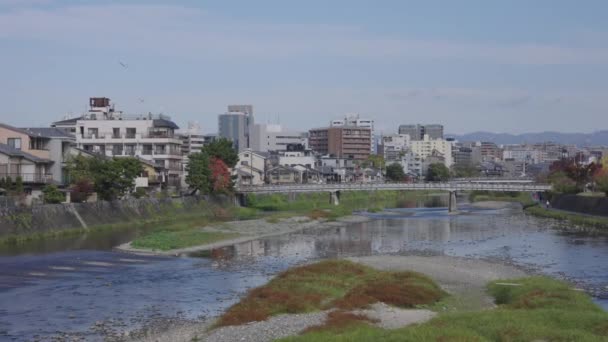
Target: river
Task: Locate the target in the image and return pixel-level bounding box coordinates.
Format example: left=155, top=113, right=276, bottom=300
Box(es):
left=1, top=202, right=608, bottom=341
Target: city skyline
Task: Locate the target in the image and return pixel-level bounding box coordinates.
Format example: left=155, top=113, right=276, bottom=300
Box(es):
left=1, top=0, right=608, bottom=133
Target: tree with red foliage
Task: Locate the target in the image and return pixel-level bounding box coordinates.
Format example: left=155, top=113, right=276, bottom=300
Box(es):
left=209, top=157, right=232, bottom=193
left=549, top=158, right=601, bottom=191
left=594, top=166, right=608, bottom=196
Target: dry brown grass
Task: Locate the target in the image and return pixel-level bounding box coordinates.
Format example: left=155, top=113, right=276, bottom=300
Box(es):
left=307, top=209, right=331, bottom=220
left=302, top=311, right=379, bottom=334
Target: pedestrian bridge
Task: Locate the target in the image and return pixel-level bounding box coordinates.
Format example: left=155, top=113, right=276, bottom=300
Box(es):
left=235, top=181, right=552, bottom=212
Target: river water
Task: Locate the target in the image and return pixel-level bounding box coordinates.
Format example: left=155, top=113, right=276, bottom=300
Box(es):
left=1, top=203, right=608, bottom=341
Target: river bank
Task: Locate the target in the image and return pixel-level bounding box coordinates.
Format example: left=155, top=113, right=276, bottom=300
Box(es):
left=469, top=191, right=608, bottom=230
left=116, top=215, right=372, bottom=256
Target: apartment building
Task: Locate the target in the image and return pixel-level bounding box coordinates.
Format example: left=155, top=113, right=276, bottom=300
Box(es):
left=381, top=134, right=411, bottom=162
left=477, top=141, right=503, bottom=162
left=330, top=114, right=375, bottom=153
left=309, top=126, right=371, bottom=160
left=0, top=124, right=74, bottom=186
left=51, top=97, right=183, bottom=187
left=409, top=134, right=453, bottom=167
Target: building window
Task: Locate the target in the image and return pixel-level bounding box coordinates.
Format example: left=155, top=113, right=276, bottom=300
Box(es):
left=113, top=128, right=121, bottom=138
left=112, top=145, right=123, bottom=155
left=126, top=128, right=136, bottom=139
left=142, top=145, right=153, bottom=155
left=155, top=145, right=166, bottom=154
left=125, top=145, right=136, bottom=156
left=7, top=138, right=21, bottom=150
left=87, top=128, right=98, bottom=138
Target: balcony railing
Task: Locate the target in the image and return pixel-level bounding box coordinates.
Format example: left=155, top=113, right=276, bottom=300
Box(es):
left=0, top=173, right=53, bottom=184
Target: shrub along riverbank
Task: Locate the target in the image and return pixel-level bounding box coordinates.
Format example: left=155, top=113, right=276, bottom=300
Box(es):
left=217, top=259, right=446, bottom=327
left=469, top=191, right=608, bottom=230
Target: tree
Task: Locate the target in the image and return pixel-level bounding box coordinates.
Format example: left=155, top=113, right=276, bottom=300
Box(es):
left=201, top=138, right=238, bottom=168
left=186, top=152, right=211, bottom=194
left=210, top=157, right=232, bottom=193
left=360, top=154, right=385, bottom=170
left=451, top=163, right=480, bottom=178
left=93, top=157, right=143, bottom=201
left=385, top=163, right=405, bottom=182
left=42, top=185, right=65, bottom=204
left=594, top=168, right=608, bottom=196
left=71, top=178, right=94, bottom=203
left=548, top=171, right=580, bottom=194
left=549, top=159, right=600, bottom=189
left=66, top=154, right=95, bottom=184
left=14, top=176, right=23, bottom=195
left=426, top=163, right=450, bottom=182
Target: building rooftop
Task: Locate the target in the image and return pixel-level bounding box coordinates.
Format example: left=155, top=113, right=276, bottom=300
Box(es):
left=21, top=127, right=75, bottom=139
left=0, top=143, right=52, bottom=163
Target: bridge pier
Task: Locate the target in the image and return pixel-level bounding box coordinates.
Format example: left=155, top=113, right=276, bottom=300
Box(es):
left=448, top=191, right=457, bottom=213
left=329, top=191, right=341, bottom=206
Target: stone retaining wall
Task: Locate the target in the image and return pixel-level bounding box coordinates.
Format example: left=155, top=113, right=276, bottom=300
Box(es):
left=550, top=194, right=608, bottom=217
left=0, top=196, right=230, bottom=237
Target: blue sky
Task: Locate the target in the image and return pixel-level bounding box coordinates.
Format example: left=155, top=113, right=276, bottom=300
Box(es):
left=1, top=0, right=607, bottom=134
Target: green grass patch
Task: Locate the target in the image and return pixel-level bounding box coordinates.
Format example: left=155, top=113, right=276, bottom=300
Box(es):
left=130, top=229, right=240, bottom=251
left=525, top=205, right=608, bottom=229
left=283, top=276, right=608, bottom=342
left=216, top=259, right=445, bottom=327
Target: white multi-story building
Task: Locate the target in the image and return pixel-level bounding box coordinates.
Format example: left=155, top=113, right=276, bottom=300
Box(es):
left=409, top=134, right=453, bottom=168
left=278, top=149, right=316, bottom=169
left=382, top=134, right=411, bottom=162
left=502, top=146, right=548, bottom=164
left=179, top=122, right=205, bottom=156
left=250, top=124, right=304, bottom=152
left=330, top=114, right=376, bottom=153
left=52, top=97, right=183, bottom=187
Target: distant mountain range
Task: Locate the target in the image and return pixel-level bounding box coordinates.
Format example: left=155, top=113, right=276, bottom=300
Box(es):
left=446, top=131, right=608, bottom=146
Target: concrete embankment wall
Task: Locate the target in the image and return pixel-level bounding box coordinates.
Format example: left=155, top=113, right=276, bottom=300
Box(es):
left=0, top=196, right=229, bottom=237
left=550, top=194, right=608, bottom=217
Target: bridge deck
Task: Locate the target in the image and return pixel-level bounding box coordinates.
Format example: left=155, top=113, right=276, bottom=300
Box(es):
left=236, top=182, right=552, bottom=194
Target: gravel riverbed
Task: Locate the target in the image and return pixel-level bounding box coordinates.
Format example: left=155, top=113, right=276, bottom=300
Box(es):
left=126, top=255, right=527, bottom=342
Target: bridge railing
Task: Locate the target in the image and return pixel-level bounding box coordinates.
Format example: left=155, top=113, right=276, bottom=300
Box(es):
left=235, top=181, right=552, bottom=193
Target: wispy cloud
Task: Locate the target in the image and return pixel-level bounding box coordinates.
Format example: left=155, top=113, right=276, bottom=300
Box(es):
left=1, top=4, right=607, bottom=65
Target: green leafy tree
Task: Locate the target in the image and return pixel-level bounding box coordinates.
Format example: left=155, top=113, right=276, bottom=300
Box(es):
left=593, top=168, right=608, bottom=196
left=132, top=187, right=147, bottom=199
left=66, top=155, right=95, bottom=184
left=4, top=176, right=13, bottom=191
left=42, top=185, right=65, bottom=204
left=360, top=154, right=386, bottom=170
left=93, top=157, right=143, bottom=201
left=186, top=152, right=211, bottom=194
left=385, top=163, right=405, bottom=181
left=426, top=163, right=450, bottom=182
left=14, top=176, right=24, bottom=195
left=201, top=138, right=238, bottom=168
left=548, top=171, right=580, bottom=194
left=451, top=163, right=480, bottom=178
